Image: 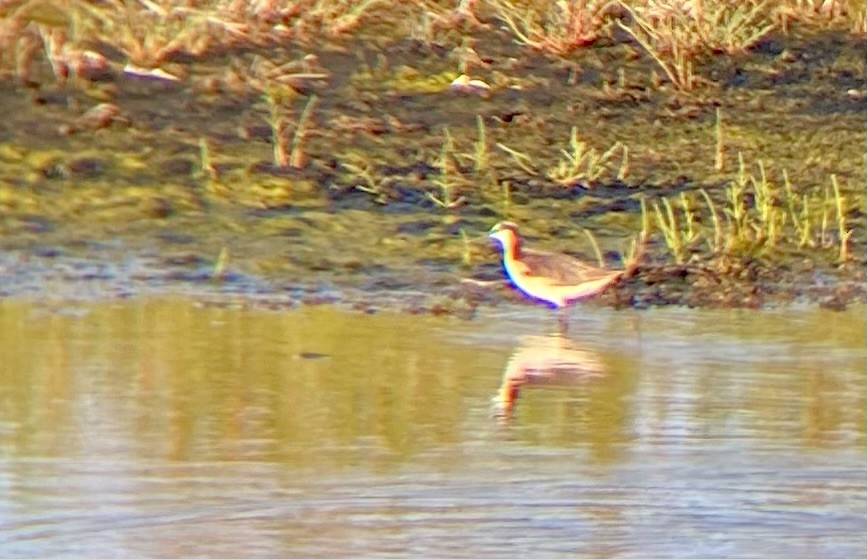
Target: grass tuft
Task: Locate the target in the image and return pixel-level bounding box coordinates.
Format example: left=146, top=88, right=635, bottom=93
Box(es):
left=547, top=127, right=628, bottom=186
left=645, top=153, right=856, bottom=265
left=490, top=0, right=615, bottom=54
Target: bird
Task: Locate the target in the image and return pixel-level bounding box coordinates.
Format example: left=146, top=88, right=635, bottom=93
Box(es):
left=488, top=221, right=626, bottom=333
left=493, top=334, right=605, bottom=418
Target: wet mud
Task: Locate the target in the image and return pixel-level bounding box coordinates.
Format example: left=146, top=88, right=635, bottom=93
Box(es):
left=0, top=21, right=864, bottom=313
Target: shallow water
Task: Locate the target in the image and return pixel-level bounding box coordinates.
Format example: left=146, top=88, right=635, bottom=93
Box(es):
left=0, top=299, right=864, bottom=558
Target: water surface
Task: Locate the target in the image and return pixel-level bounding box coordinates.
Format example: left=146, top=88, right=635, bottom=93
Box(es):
left=1, top=299, right=864, bottom=558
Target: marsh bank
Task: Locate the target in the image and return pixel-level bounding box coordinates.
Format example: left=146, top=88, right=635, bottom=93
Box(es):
left=0, top=12, right=864, bottom=310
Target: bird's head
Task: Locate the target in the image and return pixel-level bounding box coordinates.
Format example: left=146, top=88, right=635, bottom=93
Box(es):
left=488, top=221, right=521, bottom=253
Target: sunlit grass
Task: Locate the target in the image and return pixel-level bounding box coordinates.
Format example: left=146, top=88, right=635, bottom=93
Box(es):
left=498, top=128, right=629, bottom=187
left=0, top=0, right=862, bottom=283
left=472, top=115, right=488, bottom=174
left=616, top=1, right=777, bottom=92
left=777, top=0, right=867, bottom=33
left=650, top=194, right=699, bottom=264
left=1, top=0, right=387, bottom=80
left=641, top=154, right=855, bottom=265
left=198, top=136, right=218, bottom=181
left=546, top=127, right=629, bottom=186
left=489, top=0, right=614, bottom=54
left=1, top=0, right=863, bottom=88
left=428, top=127, right=469, bottom=209
left=341, top=155, right=391, bottom=203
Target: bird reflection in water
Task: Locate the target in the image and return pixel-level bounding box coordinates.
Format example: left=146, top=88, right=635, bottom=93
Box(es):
left=493, top=334, right=606, bottom=419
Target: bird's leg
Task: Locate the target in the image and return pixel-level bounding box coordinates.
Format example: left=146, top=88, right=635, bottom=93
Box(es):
left=558, top=307, right=569, bottom=336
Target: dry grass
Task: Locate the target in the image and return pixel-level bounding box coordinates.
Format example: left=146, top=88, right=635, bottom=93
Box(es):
left=616, top=1, right=778, bottom=91
left=1, top=0, right=388, bottom=80
left=777, top=0, right=867, bottom=33
left=489, top=0, right=615, bottom=54
left=1, top=0, right=863, bottom=86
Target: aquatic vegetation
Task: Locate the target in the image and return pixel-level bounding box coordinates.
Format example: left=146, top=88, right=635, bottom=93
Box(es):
left=829, top=174, right=852, bottom=262
left=471, top=115, right=489, bottom=175
left=428, top=127, right=469, bottom=209
left=675, top=1, right=777, bottom=55
left=615, top=7, right=700, bottom=91
left=642, top=155, right=856, bottom=266
left=1, top=0, right=386, bottom=83
left=1, top=0, right=863, bottom=90
left=254, top=56, right=321, bottom=170
left=198, top=136, right=218, bottom=181
left=288, top=94, right=320, bottom=169
left=264, top=91, right=291, bottom=168
left=341, top=155, right=391, bottom=203
left=581, top=228, right=606, bottom=268
left=73, top=2, right=223, bottom=67
left=649, top=194, right=699, bottom=264
left=212, top=246, right=230, bottom=280
left=546, top=127, right=629, bottom=186
left=497, top=127, right=628, bottom=187
left=496, top=143, right=537, bottom=176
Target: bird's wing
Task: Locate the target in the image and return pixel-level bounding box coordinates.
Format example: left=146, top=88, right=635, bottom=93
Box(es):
left=519, top=249, right=622, bottom=286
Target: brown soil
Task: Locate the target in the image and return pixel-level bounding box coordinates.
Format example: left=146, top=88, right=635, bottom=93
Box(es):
left=0, top=22, right=864, bottom=313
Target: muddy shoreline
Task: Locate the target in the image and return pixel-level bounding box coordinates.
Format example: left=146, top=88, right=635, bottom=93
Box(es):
left=1, top=19, right=864, bottom=313
left=1, top=235, right=864, bottom=315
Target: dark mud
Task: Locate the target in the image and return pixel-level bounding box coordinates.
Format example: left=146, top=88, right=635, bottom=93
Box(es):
left=0, top=21, right=864, bottom=313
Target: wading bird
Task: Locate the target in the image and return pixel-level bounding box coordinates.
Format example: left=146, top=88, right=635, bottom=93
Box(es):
left=488, top=221, right=626, bottom=333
